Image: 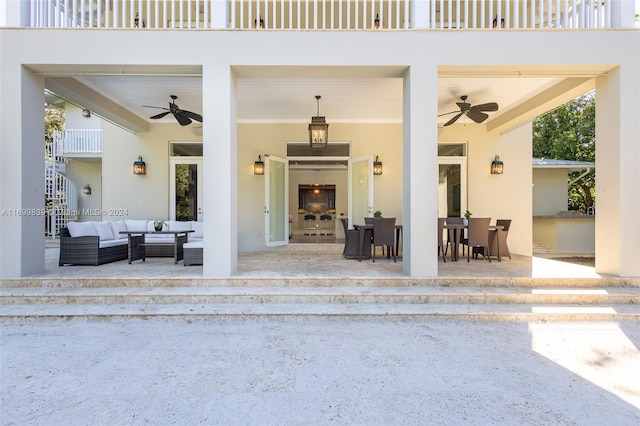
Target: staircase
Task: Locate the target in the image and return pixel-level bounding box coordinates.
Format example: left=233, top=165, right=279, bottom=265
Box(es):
left=43, top=128, right=105, bottom=237
left=2, top=277, right=638, bottom=322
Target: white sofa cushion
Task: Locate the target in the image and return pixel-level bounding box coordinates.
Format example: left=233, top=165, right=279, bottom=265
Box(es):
left=67, top=221, right=98, bottom=238
left=143, top=236, right=175, bottom=244
left=110, top=220, right=127, bottom=238
left=183, top=241, right=203, bottom=249
left=125, top=219, right=149, bottom=232
left=168, top=220, right=192, bottom=232
left=191, top=221, right=204, bottom=238
left=93, top=221, right=115, bottom=241
left=99, top=238, right=128, bottom=248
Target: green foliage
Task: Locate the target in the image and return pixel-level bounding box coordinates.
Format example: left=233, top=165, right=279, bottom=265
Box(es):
left=45, top=103, right=65, bottom=144
left=533, top=92, right=595, bottom=213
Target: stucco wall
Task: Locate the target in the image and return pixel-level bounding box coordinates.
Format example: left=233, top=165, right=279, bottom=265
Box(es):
left=532, top=169, right=568, bottom=216
left=533, top=216, right=595, bottom=254
left=237, top=123, right=403, bottom=251
left=438, top=122, right=533, bottom=256
left=100, top=122, right=202, bottom=221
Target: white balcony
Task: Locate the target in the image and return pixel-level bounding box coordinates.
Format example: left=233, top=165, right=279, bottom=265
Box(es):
left=9, top=0, right=633, bottom=30
left=53, top=129, right=103, bottom=158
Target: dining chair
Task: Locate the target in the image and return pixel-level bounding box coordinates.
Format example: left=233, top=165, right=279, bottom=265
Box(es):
left=341, top=218, right=371, bottom=259
left=364, top=217, right=373, bottom=225
left=437, top=217, right=447, bottom=262
left=463, top=217, right=492, bottom=262
left=445, top=217, right=464, bottom=258
left=494, top=219, right=512, bottom=260
left=372, top=217, right=396, bottom=262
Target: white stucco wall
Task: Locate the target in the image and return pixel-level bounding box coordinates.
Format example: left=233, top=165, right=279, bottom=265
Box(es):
left=438, top=121, right=533, bottom=257
left=532, top=169, right=568, bottom=216
left=237, top=123, right=403, bottom=251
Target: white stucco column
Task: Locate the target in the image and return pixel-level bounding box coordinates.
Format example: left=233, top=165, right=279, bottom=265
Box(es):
left=202, top=64, right=238, bottom=277
left=402, top=64, right=438, bottom=277
left=0, top=66, right=46, bottom=278
left=0, top=0, right=30, bottom=26
left=595, top=65, right=640, bottom=277
left=412, top=0, right=432, bottom=29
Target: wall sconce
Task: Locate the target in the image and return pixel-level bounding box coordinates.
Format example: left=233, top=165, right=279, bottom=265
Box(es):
left=373, top=156, right=383, bottom=175
left=82, top=109, right=91, bottom=117
left=83, top=184, right=92, bottom=195
left=254, top=155, right=264, bottom=175
left=491, top=155, right=504, bottom=174
left=309, top=95, right=329, bottom=149
left=133, top=155, right=146, bottom=175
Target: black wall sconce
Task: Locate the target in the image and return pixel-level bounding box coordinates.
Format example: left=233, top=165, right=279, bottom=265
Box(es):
left=83, top=184, right=92, bottom=195
left=133, top=155, right=146, bottom=175
left=82, top=108, right=91, bottom=117
left=254, top=155, right=265, bottom=175
left=491, top=155, right=504, bottom=174
left=373, top=156, right=383, bottom=175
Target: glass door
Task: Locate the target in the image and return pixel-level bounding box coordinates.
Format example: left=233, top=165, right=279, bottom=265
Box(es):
left=170, top=158, right=203, bottom=221
left=348, top=155, right=374, bottom=228
left=438, top=157, right=466, bottom=218
left=265, top=155, right=289, bottom=246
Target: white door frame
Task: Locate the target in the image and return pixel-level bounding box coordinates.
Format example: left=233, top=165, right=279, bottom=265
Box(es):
left=169, top=157, right=203, bottom=221
left=264, top=154, right=289, bottom=246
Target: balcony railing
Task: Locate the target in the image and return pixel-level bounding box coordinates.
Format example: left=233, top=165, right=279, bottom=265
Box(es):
left=17, top=0, right=620, bottom=30
left=53, top=129, right=103, bottom=155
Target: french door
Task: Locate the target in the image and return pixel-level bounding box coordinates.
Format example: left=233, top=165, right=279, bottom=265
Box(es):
left=438, top=157, right=467, bottom=218
left=348, top=155, right=374, bottom=228
left=264, top=155, right=289, bottom=246
left=170, top=158, right=203, bottom=221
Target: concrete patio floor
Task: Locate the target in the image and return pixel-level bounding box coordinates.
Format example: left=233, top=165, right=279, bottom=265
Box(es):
left=30, top=243, right=604, bottom=280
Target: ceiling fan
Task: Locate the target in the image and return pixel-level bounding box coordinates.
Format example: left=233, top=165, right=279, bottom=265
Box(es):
left=438, top=95, right=499, bottom=126
left=143, top=95, right=203, bottom=126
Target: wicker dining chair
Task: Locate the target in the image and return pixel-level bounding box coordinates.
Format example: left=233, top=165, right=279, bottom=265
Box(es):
left=437, top=217, right=447, bottom=262
left=463, top=217, right=492, bottom=262
left=372, top=217, right=396, bottom=262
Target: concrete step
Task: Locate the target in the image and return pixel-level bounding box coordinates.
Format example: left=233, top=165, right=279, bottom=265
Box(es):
left=2, top=285, right=639, bottom=321
left=3, top=276, right=640, bottom=289
left=2, top=286, right=639, bottom=306
left=2, top=301, right=638, bottom=322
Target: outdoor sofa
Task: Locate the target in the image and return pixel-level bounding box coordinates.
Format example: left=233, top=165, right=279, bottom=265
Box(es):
left=59, top=220, right=203, bottom=266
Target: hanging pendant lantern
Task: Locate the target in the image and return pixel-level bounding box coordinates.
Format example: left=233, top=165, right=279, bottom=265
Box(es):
left=309, top=95, right=329, bottom=149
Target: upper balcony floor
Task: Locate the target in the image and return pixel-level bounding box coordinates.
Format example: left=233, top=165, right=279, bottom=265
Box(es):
left=1, top=0, right=637, bottom=30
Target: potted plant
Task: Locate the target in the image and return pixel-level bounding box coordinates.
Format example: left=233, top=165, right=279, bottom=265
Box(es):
left=153, top=220, right=165, bottom=232
left=463, top=210, right=472, bottom=225
left=373, top=210, right=383, bottom=218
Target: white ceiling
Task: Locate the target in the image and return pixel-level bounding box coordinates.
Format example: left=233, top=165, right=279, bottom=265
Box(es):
left=41, top=64, right=612, bottom=131
left=74, top=74, right=559, bottom=125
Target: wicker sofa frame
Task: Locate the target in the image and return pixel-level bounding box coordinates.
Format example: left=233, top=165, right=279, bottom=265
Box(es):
left=59, top=222, right=200, bottom=266
left=59, top=227, right=133, bottom=266
left=183, top=243, right=203, bottom=266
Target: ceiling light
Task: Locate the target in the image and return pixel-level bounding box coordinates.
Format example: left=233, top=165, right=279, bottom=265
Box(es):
left=309, top=95, right=328, bottom=149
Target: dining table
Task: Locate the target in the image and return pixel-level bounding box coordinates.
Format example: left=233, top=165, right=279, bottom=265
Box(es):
left=443, top=223, right=504, bottom=262
left=353, top=223, right=403, bottom=261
